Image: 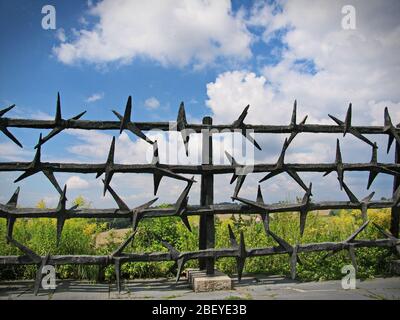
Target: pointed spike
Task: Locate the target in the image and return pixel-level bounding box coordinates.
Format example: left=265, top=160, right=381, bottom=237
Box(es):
left=387, top=135, right=395, bottom=154
left=132, top=197, right=158, bottom=213
left=55, top=92, right=62, bottom=124
left=290, top=100, right=297, bottom=126
left=344, top=103, right=352, bottom=136
left=152, top=140, right=159, bottom=165
left=260, top=213, right=270, bottom=234
left=7, top=237, right=41, bottom=263
left=345, top=220, right=370, bottom=243
left=153, top=172, right=162, bottom=195
left=224, top=151, right=236, bottom=166
left=160, top=240, right=180, bottom=260
left=372, top=222, right=396, bottom=240
left=175, top=256, right=186, bottom=283
left=102, top=179, right=129, bottom=211
left=286, top=169, right=309, bottom=192
left=299, top=210, right=307, bottom=237
left=336, top=139, right=342, bottom=164
left=177, top=102, right=187, bottom=128
left=180, top=214, right=192, bottom=232
left=56, top=185, right=67, bottom=212
left=370, top=143, right=378, bottom=164
left=43, top=170, right=63, bottom=195
left=268, top=230, right=292, bottom=252
left=120, top=96, right=132, bottom=133
left=6, top=216, right=16, bottom=243
left=6, top=187, right=20, bottom=208
left=367, top=170, right=378, bottom=190
left=277, top=139, right=288, bottom=166
left=328, top=114, right=343, bottom=126
left=0, top=104, right=16, bottom=117
left=228, top=224, right=238, bottom=248
left=256, top=185, right=264, bottom=204
left=384, top=107, right=392, bottom=130
left=106, top=137, right=116, bottom=165
left=0, top=126, right=23, bottom=148
left=56, top=217, right=66, bottom=247
left=342, top=181, right=359, bottom=203
left=361, top=192, right=375, bottom=204
left=174, top=178, right=194, bottom=216
left=71, top=110, right=86, bottom=120
left=233, top=174, right=246, bottom=198
left=242, top=130, right=262, bottom=150
left=232, top=105, right=249, bottom=127
left=112, top=231, right=137, bottom=257
left=302, top=183, right=313, bottom=204
left=236, top=231, right=247, bottom=282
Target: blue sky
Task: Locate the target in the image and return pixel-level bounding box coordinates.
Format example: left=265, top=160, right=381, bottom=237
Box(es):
left=0, top=0, right=399, bottom=208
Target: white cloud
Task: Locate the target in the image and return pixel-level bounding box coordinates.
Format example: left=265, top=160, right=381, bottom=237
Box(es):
left=52, top=0, right=252, bottom=68
left=55, top=28, right=66, bottom=42
left=86, top=92, right=104, bottom=102
left=144, top=97, right=160, bottom=110
left=66, top=176, right=90, bottom=189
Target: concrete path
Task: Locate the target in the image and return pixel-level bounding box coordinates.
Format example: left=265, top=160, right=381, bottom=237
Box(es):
left=1, top=275, right=399, bottom=300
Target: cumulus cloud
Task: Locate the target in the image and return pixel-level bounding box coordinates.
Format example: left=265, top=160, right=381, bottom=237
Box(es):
left=86, top=92, right=104, bottom=102
left=66, top=176, right=90, bottom=189
left=144, top=97, right=160, bottom=110
left=52, top=0, right=252, bottom=68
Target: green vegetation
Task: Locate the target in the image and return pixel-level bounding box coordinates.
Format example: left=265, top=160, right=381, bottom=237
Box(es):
left=0, top=197, right=396, bottom=282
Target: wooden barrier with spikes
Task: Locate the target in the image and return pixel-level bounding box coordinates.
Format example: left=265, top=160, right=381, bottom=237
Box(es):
left=0, top=96, right=400, bottom=294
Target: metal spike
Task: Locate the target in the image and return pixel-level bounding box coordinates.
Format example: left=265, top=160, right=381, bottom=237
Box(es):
left=268, top=230, right=293, bottom=252
left=56, top=217, right=66, bottom=247
left=6, top=187, right=20, bottom=207
left=112, top=96, right=153, bottom=144
left=102, top=180, right=130, bottom=211
left=6, top=216, right=16, bottom=243
left=233, top=174, right=246, bottom=198
left=0, top=126, right=23, bottom=148
left=112, top=231, right=137, bottom=257
left=227, top=224, right=238, bottom=248
left=232, top=105, right=249, bottom=128
left=0, top=104, right=22, bottom=147
left=341, top=181, right=359, bottom=203
left=237, top=231, right=247, bottom=282
left=287, top=169, right=308, bottom=192
left=290, top=100, right=297, bottom=127
left=372, top=222, right=397, bottom=240
left=55, top=92, right=62, bottom=124
left=299, top=210, right=308, bottom=237
left=175, top=256, right=186, bottom=283
left=131, top=198, right=158, bottom=230
left=336, top=139, right=343, bottom=164
left=175, top=178, right=194, bottom=216
left=160, top=240, right=180, bottom=260
left=343, top=103, right=352, bottom=136
left=260, top=212, right=270, bottom=234
left=7, top=237, right=41, bottom=263
left=43, top=170, right=63, bottom=195
left=152, top=140, right=159, bottom=165
left=225, top=151, right=238, bottom=184
left=177, top=102, right=189, bottom=156
left=345, top=220, right=370, bottom=243
left=256, top=185, right=264, bottom=204
left=367, top=170, right=378, bottom=190
left=0, top=104, right=16, bottom=117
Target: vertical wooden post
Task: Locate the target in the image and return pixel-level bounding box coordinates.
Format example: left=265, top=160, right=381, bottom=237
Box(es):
left=391, top=139, right=400, bottom=238
left=199, top=116, right=215, bottom=274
